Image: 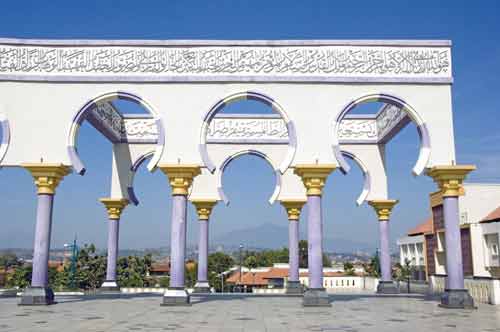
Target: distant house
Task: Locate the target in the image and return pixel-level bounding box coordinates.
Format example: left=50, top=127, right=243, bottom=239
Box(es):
left=148, top=261, right=170, bottom=277
left=225, top=263, right=367, bottom=292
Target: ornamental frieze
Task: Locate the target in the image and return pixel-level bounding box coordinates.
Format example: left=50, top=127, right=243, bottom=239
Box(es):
left=206, top=116, right=289, bottom=143
left=0, top=42, right=452, bottom=82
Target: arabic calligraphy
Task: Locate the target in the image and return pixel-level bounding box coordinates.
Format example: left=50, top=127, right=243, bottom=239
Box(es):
left=338, top=119, right=378, bottom=141
left=123, top=119, right=158, bottom=140
left=0, top=45, right=451, bottom=80
left=376, top=104, right=407, bottom=138
left=207, top=117, right=289, bottom=143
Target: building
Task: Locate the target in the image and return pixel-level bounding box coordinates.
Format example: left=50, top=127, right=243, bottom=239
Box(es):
left=225, top=263, right=374, bottom=293
left=398, top=183, right=500, bottom=304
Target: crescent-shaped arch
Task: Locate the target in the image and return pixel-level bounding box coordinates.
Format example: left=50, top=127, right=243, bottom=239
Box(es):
left=199, top=91, right=296, bottom=174
left=332, top=93, right=430, bottom=176
left=0, top=109, right=10, bottom=165
left=126, top=150, right=156, bottom=206
left=67, top=91, right=165, bottom=175
left=341, top=151, right=371, bottom=206
left=217, top=149, right=281, bottom=206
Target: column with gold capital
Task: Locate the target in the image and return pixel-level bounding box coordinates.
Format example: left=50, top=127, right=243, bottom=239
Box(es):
left=20, top=163, right=71, bottom=306
left=427, top=165, right=475, bottom=309
left=192, top=199, right=218, bottom=293
left=159, top=165, right=201, bottom=306
left=368, top=199, right=399, bottom=294
left=280, top=199, right=306, bottom=294
left=99, top=198, right=129, bottom=291
left=294, top=164, right=336, bottom=307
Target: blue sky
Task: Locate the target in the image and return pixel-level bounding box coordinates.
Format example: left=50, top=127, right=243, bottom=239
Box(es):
left=0, top=0, right=499, bottom=252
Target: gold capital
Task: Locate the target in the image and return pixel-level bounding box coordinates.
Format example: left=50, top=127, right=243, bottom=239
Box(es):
left=158, top=164, right=202, bottom=196
left=22, top=163, right=72, bottom=195
left=100, top=198, right=129, bottom=220
left=294, top=164, right=336, bottom=196
left=191, top=199, right=218, bottom=220
left=426, top=165, right=475, bottom=197
left=280, top=199, right=307, bottom=221
left=368, top=200, right=398, bottom=221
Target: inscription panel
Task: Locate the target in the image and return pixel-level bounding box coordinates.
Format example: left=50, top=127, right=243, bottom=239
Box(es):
left=207, top=116, right=289, bottom=144
left=0, top=42, right=452, bottom=82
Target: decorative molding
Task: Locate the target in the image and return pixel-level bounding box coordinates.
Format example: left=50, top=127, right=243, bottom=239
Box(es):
left=426, top=165, right=476, bottom=197
left=191, top=199, right=218, bottom=221
left=280, top=199, right=307, bottom=221
left=206, top=116, right=289, bottom=144
left=368, top=199, right=399, bottom=221
left=376, top=104, right=408, bottom=138
left=99, top=198, right=129, bottom=220
left=337, top=104, right=409, bottom=144
left=122, top=118, right=158, bottom=141
left=0, top=42, right=452, bottom=83
left=21, top=163, right=71, bottom=195
left=338, top=119, right=378, bottom=141
left=158, top=164, right=201, bottom=196
left=294, top=164, right=337, bottom=196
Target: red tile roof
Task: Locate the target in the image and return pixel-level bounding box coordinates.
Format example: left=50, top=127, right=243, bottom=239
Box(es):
left=481, top=206, right=500, bottom=223
left=150, top=263, right=170, bottom=273
left=407, top=217, right=432, bottom=236
left=226, top=271, right=268, bottom=286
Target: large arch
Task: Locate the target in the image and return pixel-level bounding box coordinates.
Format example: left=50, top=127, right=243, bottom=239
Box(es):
left=217, top=149, right=281, bottom=205
left=67, top=91, right=165, bottom=175
left=341, top=151, right=371, bottom=206
left=199, top=91, right=296, bottom=174
left=332, top=93, right=431, bottom=176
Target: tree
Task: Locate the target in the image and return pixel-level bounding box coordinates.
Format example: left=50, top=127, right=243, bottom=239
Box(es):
left=298, top=240, right=331, bottom=268
left=207, top=252, right=234, bottom=292
left=6, top=265, right=31, bottom=289
left=117, top=254, right=153, bottom=287
left=363, top=253, right=381, bottom=278
left=394, top=259, right=413, bottom=293
left=0, top=253, right=21, bottom=270
left=343, top=262, right=356, bottom=276
left=75, top=244, right=106, bottom=290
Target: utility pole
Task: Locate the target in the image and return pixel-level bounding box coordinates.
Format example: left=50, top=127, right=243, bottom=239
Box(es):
left=64, top=235, right=78, bottom=289
left=238, top=244, right=243, bottom=292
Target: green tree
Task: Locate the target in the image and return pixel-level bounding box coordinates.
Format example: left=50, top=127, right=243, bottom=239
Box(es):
left=6, top=265, right=31, bottom=289
left=394, top=259, right=413, bottom=293
left=298, top=240, right=331, bottom=268
left=117, top=254, right=153, bottom=287
left=363, top=253, right=381, bottom=277
left=0, top=253, right=21, bottom=270
left=75, top=244, right=106, bottom=290
left=343, top=262, right=356, bottom=276
left=207, top=252, right=234, bottom=292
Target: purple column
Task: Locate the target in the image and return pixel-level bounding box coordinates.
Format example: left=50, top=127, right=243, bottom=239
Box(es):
left=307, top=195, right=323, bottom=289
left=31, top=194, right=54, bottom=287
left=443, top=196, right=464, bottom=290
left=379, top=220, right=391, bottom=282
left=197, top=219, right=209, bottom=282
left=169, top=194, right=187, bottom=288
left=289, top=219, right=299, bottom=282
left=105, top=219, right=120, bottom=282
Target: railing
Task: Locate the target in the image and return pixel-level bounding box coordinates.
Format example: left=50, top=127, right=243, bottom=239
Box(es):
left=430, top=275, right=497, bottom=304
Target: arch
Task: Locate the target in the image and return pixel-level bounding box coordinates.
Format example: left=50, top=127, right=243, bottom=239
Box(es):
left=0, top=108, right=10, bottom=165
left=127, top=150, right=156, bottom=206
left=199, top=91, right=296, bottom=174
left=332, top=93, right=430, bottom=176
left=217, top=149, right=281, bottom=206
left=341, top=151, right=371, bottom=206
left=67, top=91, right=165, bottom=175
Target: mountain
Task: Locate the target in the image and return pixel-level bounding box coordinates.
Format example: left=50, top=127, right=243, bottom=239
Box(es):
left=210, top=224, right=374, bottom=253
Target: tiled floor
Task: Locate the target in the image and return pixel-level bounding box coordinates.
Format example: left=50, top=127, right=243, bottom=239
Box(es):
left=0, top=293, right=499, bottom=332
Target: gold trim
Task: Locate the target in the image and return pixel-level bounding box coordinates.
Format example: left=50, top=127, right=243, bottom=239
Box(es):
left=294, top=164, right=336, bottom=196
left=99, top=198, right=129, bottom=220
left=191, top=199, right=218, bottom=220
left=368, top=199, right=398, bottom=221
left=426, top=165, right=475, bottom=197
left=429, top=190, right=443, bottom=208
left=158, top=164, right=202, bottom=196
left=21, top=163, right=71, bottom=195
left=280, top=199, right=307, bottom=221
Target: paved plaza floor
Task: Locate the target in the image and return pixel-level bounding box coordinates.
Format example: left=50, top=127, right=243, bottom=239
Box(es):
left=0, top=293, right=499, bottom=332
